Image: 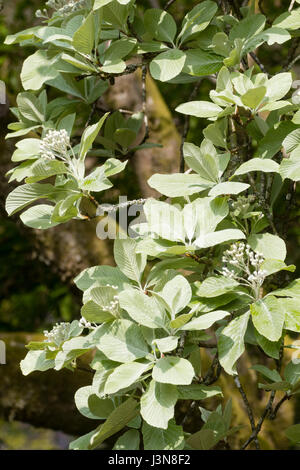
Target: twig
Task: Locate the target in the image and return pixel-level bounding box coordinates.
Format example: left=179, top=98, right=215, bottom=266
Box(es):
left=177, top=331, right=187, bottom=357
left=179, top=80, right=202, bottom=172
left=234, top=375, right=260, bottom=449
left=270, top=394, right=290, bottom=420
left=283, top=38, right=300, bottom=71
left=164, top=0, right=177, bottom=10
left=285, top=54, right=300, bottom=71
left=249, top=52, right=268, bottom=75
left=141, top=65, right=149, bottom=144
left=289, top=0, right=296, bottom=12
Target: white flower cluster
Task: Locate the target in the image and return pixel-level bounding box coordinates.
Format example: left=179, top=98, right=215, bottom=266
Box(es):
left=79, top=317, right=92, bottom=329
left=45, top=0, right=86, bottom=14
left=44, top=322, right=70, bottom=346
left=221, top=242, right=267, bottom=289
left=40, top=129, right=70, bottom=160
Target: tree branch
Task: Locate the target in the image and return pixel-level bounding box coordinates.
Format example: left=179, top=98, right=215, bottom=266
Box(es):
left=234, top=375, right=260, bottom=449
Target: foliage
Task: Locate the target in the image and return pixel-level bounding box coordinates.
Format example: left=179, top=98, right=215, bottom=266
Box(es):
left=4, top=0, right=300, bottom=451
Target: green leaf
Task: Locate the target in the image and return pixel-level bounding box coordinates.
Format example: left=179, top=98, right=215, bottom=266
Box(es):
left=144, top=9, right=177, bottom=43
left=21, top=50, right=59, bottom=90
left=218, top=311, right=250, bottom=375
left=114, top=237, right=146, bottom=283
left=284, top=359, right=300, bottom=386
left=150, top=49, right=186, bottom=82
left=17, top=92, right=45, bottom=123
left=229, top=14, right=266, bottom=41
left=79, top=113, right=109, bottom=161
left=177, top=1, right=218, bottom=45
left=196, top=276, right=239, bottom=298
left=6, top=183, right=55, bottom=216
left=176, top=101, right=222, bottom=118
left=251, top=365, right=282, bottom=383
left=74, top=265, right=128, bottom=292
left=104, top=361, right=152, bottom=394
left=181, top=310, right=229, bottom=331
left=234, top=158, right=279, bottom=176
left=152, top=356, right=194, bottom=385
left=11, top=138, right=41, bottom=162
left=148, top=173, right=212, bottom=197
left=73, top=12, right=95, bottom=55
left=97, top=319, right=149, bottom=362
left=154, top=336, right=179, bottom=354
left=140, top=380, right=178, bottom=429
left=75, top=386, right=114, bottom=419
left=87, top=398, right=139, bottom=450
left=177, top=384, right=222, bottom=400
left=183, top=50, right=223, bottom=76
left=274, top=10, right=300, bottom=30
left=160, top=275, right=192, bottom=316
left=20, top=204, right=59, bottom=229
left=20, top=350, right=55, bottom=376
left=26, top=159, right=68, bottom=183
left=241, top=86, right=266, bottom=109
left=248, top=233, right=286, bottom=261
left=250, top=296, right=285, bottom=342
left=119, top=289, right=166, bottom=329
left=208, top=182, right=249, bottom=197
left=281, top=298, right=300, bottom=333
left=285, top=424, right=300, bottom=443
left=113, top=430, right=140, bottom=450
left=265, top=72, right=292, bottom=103
left=142, top=421, right=184, bottom=450
left=283, top=129, right=300, bottom=153
left=256, top=121, right=297, bottom=159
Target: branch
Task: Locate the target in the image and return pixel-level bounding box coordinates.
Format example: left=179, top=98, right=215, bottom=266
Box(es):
left=270, top=394, right=290, bottom=420
left=164, top=0, right=177, bottom=10
left=234, top=375, right=260, bottom=449
left=249, top=51, right=268, bottom=75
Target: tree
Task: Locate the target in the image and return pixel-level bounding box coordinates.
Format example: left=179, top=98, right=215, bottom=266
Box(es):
left=4, top=0, right=300, bottom=450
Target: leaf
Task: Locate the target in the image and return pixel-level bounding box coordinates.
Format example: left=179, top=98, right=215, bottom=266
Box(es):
left=152, top=356, right=194, bottom=385
left=79, top=113, right=109, bottom=160
left=274, top=10, right=300, bottom=30
left=97, top=319, right=149, bottom=362
left=104, top=361, right=152, bottom=394
left=177, top=384, right=222, bottom=400
left=6, top=183, right=55, bottom=216
left=20, top=350, right=54, bottom=376
left=142, top=421, right=184, bottom=450
left=150, top=49, right=186, bottom=82
left=11, top=138, right=41, bottom=162
left=234, top=158, right=279, bottom=176
left=160, top=275, right=192, bottom=316
left=17, top=92, right=44, bottom=123
left=20, top=204, right=59, bottom=230
left=88, top=398, right=139, bottom=450
left=26, top=159, right=68, bottom=183
left=140, top=380, right=178, bottom=429
left=265, top=72, right=293, bottom=103
left=21, top=50, right=59, bottom=90
left=281, top=298, right=300, bottom=333
left=251, top=365, right=282, bottom=383
left=196, top=276, right=239, bottom=298
left=230, top=14, right=266, bottom=41
left=113, top=430, right=140, bottom=450
left=148, top=173, right=212, bottom=197
left=114, top=237, right=146, bottom=283
left=241, top=86, right=266, bottom=109
left=181, top=310, right=229, bottom=331
left=256, top=121, right=297, bottom=159
left=118, top=289, right=166, bottom=329
left=73, top=12, right=95, bottom=55
left=284, top=359, right=300, bottom=386
left=208, top=182, right=249, bottom=197
left=183, top=50, right=223, bottom=76
left=144, top=9, right=177, bottom=43
left=248, top=233, right=286, bottom=261
left=176, top=101, right=222, bottom=118
left=75, top=386, right=114, bottom=419
left=285, top=424, right=300, bottom=443
left=154, top=336, right=179, bottom=354
left=177, top=1, right=218, bottom=45
left=74, top=265, right=128, bottom=291
left=218, top=311, right=250, bottom=375
left=250, top=296, right=285, bottom=342
left=283, top=128, right=300, bottom=153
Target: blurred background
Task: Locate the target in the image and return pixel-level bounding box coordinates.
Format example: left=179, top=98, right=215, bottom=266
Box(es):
left=0, top=0, right=299, bottom=450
